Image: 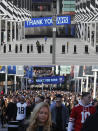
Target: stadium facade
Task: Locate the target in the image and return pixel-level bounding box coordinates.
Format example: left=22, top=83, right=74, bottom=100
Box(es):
left=0, top=0, right=31, bottom=45
left=75, top=0, right=98, bottom=49
left=25, top=0, right=76, bottom=37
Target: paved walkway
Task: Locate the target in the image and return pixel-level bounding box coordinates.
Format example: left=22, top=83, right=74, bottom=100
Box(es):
left=0, top=122, right=7, bottom=131
left=0, top=38, right=97, bottom=65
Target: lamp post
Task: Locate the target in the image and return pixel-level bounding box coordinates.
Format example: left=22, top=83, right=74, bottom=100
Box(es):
left=52, top=10, right=56, bottom=64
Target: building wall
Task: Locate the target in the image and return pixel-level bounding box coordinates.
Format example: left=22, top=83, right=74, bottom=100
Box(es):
left=7, top=0, right=32, bottom=11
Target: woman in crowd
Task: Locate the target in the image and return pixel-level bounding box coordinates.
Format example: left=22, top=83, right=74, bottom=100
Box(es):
left=26, top=102, right=56, bottom=131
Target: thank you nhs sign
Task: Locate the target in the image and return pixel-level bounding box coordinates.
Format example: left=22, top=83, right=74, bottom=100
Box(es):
left=25, top=16, right=71, bottom=28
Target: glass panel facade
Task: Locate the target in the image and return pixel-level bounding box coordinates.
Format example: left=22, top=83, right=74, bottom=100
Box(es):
left=62, top=0, right=75, bottom=13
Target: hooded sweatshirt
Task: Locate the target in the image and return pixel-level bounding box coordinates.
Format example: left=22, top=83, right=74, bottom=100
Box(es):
left=68, top=100, right=96, bottom=131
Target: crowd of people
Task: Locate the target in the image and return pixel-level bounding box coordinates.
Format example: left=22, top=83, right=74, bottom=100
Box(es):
left=0, top=89, right=98, bottom=131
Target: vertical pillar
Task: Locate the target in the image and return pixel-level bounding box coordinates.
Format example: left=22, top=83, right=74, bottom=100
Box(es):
left=80, top=23, right=83, bottom=39
left=0, top=16, right=1, bottom=47
left=90, top=22, right=92, bottom=46
left=86, top=76, right=89, bottom=92
left=57, top=0, right=60, bottom=15
left=5, top=66, right=7, bottom=94
left=14, top=75, right=16, bottom=92
left=77, top=79, right=79, bottom=93
left=10, top=21, right=12, bottom=42
left=52, top=14, right=56, bottom=64
left=20, top=21, right=22, bottom=40
left=83, top=23, right=84, bottom=40
left=4, top=20, right=7, bottom=44
left=93, top=71, right=97, bottom=99
left=94, top=22, right=96, bottom=49
left=14, top=21, right=16, bottom=41
left=23, top=22, right=25, bottom=39
left=18, top=22, right=20, bottom=41
left=82, top=23, right=84, bottom=40
left=86, top=23, right=88, bottom=41
left=81, top=78, right=83, bottom=94
left=75, top=79, right=77, bottom=93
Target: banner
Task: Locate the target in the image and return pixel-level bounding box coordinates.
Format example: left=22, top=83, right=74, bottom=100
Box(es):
left=8, top=65, right=16, bottom=75
left=24, top=66, right=33, bottom=78
left=25, top=16, right=71, bottom=28
left=0, top=66, right=6, bottom=73
left=28, top=76, right=65, bottom=84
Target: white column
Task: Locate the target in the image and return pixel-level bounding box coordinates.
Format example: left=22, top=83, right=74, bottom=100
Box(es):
left=14, top=75, right=16, bottom=92
left=10, top=21, right=12, bottom=43
left=90, top=22, right=92, bottom=46
left=57, top=0, right=60, bottom=15
left=86, top=76, right=89, bottom=92
left=4, top=20, right=7, bottom=44
left=77, top=79, right=80, bottom=93
left=5, top=66, right=8, bottom=94
left=81, top=78, right=83, bottom=94
left=14, top=22, right=16, bottom=41
left=93, top=71, right=97, bottom=99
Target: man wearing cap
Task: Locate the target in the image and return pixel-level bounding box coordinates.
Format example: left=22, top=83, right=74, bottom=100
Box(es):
left=51, top=94, right=69, bottom=131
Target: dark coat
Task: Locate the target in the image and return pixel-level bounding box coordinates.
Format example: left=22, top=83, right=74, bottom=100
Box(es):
left=81, top=111, right=98, bottom=131
left=6, top=102, right=17, bottom=121
left=51, top=103, right=69, bottom=130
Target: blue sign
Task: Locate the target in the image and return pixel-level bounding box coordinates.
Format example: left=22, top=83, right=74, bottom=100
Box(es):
left=24, top=66, right=33, bottom=78
left=28, top=76, right=65, bottom=84
left=25, top=16, right=71, bottom=28
left=0, top=66, right=6, bottom=73
left=8, top=66, right=16, bottom=75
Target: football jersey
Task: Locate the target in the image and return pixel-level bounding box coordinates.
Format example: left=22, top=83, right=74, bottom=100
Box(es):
left=16, top=102, right=27, bottom=120
left=68, top=101, right=96, bottom=131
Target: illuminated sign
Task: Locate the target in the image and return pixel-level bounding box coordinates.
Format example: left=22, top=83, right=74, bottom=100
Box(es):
left=25, top=16, right=71, bottom=28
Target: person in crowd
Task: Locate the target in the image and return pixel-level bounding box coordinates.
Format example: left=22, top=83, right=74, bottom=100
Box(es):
left=6, top=97, right=17, bottom=122
left=92, top=98, right=98, bottom=110
left=68, top=92, right=96, bottom=131
left=81, top=105, right=98, bottom=131
left=34, top=95, right=45, bottom=105
left=0, top=100, right=7, bottom=128
left=26, top=98, right=34, bottom=119
left=51, top=94, right=69, bottom=131
left=16, top=96, right=27, bottom=122
left=26, top=102, right=56, bottom=131
left=44, top=96, right=51, bottom=106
